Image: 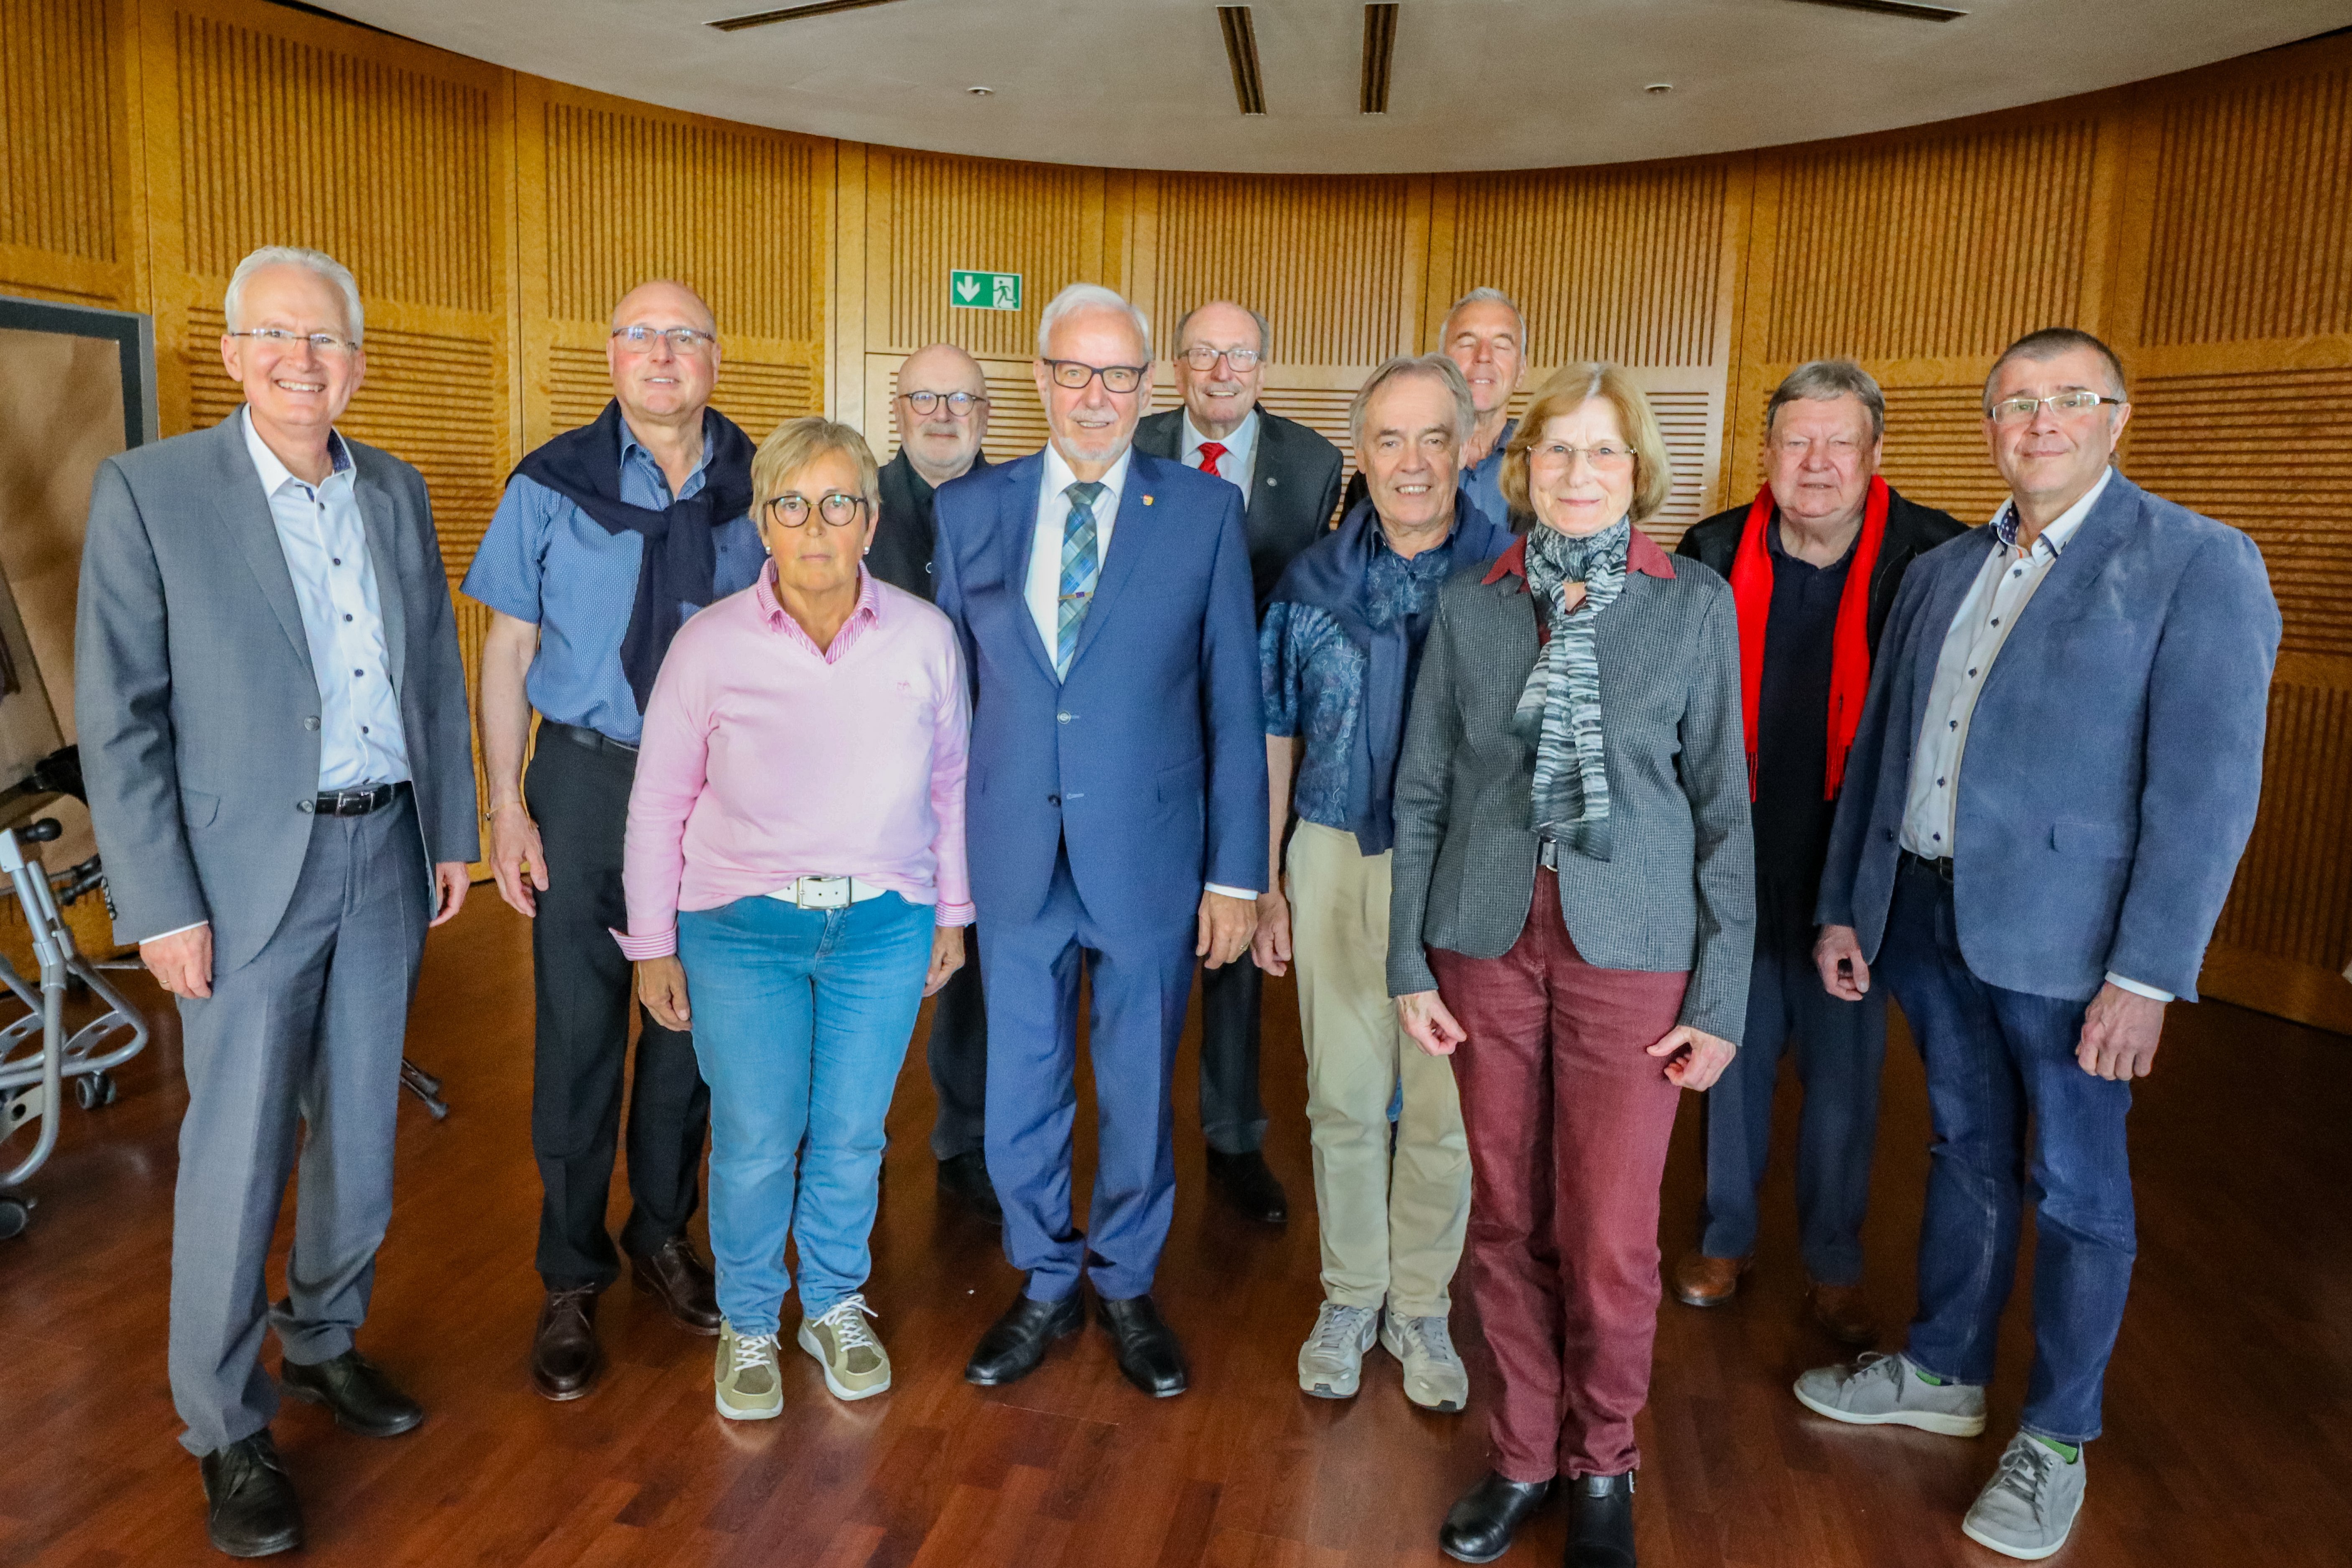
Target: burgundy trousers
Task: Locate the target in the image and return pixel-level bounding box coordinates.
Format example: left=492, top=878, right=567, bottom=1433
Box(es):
left=1429, top=867, right=1689, bottom=1482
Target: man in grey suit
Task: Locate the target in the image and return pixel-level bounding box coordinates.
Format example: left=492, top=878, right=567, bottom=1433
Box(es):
left=77, top=247, right=478, bottom=1559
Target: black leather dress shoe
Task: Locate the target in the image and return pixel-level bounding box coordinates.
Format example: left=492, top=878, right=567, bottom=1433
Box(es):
left=629, top=1234, right=722, bottom=1334
left=938, top=1151, right=1004, bottom=1225
left=279, top=1349, right=423, bottom=1438
left=1567, top=1472, right=1636, bottom=1567
left=1439, top=1472, right=1555, bottom=1564
left=531, top=1285, right=603, bottom=1401
left=1205, top=1147, right=1289, bottom=1225
left=199, top=1430, right=303, bottom=1558
left=1096, top=1293, right=1188, bottom=1397
left=966, top=1284, right=1084, bottom=1385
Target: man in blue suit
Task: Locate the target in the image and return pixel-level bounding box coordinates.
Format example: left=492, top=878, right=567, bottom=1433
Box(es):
left=1793, top=329, right=2279, bottom=1561
left=933, top=283, right=1268, bottom=1397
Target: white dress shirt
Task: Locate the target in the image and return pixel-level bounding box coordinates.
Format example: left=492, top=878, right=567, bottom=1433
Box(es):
left=1179, top=406, right=1259, bottom=505
left=1025, top=441, right=1255, bottom=901
left=1898, top=466, right=2165, bottom=1001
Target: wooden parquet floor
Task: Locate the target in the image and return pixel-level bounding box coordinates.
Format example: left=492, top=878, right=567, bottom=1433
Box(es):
left=3, top=892, right=2349, bottom=1568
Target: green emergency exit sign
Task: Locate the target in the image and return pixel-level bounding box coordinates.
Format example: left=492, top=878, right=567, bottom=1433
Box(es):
left=950, top=269, right=1022, bottom=311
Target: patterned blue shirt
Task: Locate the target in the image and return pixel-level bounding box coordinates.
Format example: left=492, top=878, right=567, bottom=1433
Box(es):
left=462, top=414, right=763, bottom=744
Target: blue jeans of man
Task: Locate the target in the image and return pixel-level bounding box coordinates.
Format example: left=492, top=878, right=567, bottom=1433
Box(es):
left=676, top=891, right=934, bottom=1337
left=1698, top=923, right=1887, bottom=1285
left=1878, top=856, right=2137, bottom=1443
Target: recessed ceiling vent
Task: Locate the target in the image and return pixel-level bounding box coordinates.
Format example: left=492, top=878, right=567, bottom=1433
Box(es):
left=1361, top=4, right=1398, bottom=114
left=707, top=0, right=907, bottom=34
left=1784, top=0, right=1966, bottom=20
left=1218, top=6, right=1268, bottom=116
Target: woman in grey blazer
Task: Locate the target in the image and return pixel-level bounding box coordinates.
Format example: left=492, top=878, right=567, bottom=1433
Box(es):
left=1388, top=363, right=1755, bottom=1568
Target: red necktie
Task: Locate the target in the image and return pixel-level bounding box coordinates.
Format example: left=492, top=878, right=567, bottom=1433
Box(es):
left=1197, top=441, right=1228, bottom=479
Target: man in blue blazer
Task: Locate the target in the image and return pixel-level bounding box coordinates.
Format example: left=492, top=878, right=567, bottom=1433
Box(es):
left=933, top=283, right=1269, bottom=1397
left=1794, top=330, right=2279, bottom=1561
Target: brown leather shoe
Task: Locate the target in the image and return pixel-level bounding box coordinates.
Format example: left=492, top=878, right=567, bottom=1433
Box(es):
left=1672, top=1250, right=1749, bottom=1308
left=629, top=1234, right=721, bottom=1335
left=530, top=1286, right=603, bottom=1402
left=1808, top=1280, right=1879, bottom=1347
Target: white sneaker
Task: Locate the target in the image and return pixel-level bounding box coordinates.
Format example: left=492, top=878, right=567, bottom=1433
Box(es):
left=1793, top=1351, right=1987, bottom=1437
left=797, top=1293, right=891, bottom=1401
left=1962, top=1433, right=2087, bottom=1560
left=1297, top=1301, right=1378, bottom=1399
left=714, top=1320, right=782, bottom=1420
left=1380, top=1311, right=1468, bottom=1413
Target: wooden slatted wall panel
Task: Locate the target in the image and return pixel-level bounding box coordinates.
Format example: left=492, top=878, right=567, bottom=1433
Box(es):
left=1870, top=385, right=2006, bottom=528
left=0, top=0, right=138, bottom=308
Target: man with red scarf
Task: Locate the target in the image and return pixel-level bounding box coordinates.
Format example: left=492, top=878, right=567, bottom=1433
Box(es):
left=1670, top=361, right=1962, bottom=1344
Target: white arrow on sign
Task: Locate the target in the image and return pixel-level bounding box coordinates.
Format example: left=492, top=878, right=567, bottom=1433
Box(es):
left=955, top=275, right=981, bottom=302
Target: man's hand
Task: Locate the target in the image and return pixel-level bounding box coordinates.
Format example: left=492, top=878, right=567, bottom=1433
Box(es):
left=1649, top=1024, right=1737, bottom=1091
left=1397, top=989, right=1468, bottom=1057
left=2077, top=982, right=2166, bottom=1081
left=1197, top=890, right=1257, bottom=969
left=141, top=923, right=214, bottom=999
left=488, top=801, right=549, bottom=917
left=430, top=862, right=470, bottom=928
left=636, top=955, right=691, bottom=1032
left=1251, top=890, right=1293, bottom=976
left=924, top=926, right=967, bottom=997
left=1814, top=923, right=1871, bottom=1002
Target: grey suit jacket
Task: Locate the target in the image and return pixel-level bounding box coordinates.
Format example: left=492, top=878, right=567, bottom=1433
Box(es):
left=1387, top=531, right=1757, bottom=1042
left=77, top=413, right=479, bottom=971
left=1134, top=405, right=1346, bottom=617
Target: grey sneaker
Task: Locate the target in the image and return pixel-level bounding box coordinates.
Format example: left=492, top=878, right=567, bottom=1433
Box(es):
left=797, top=1293, right=891, bottom=1401
left=1962, top=1433, right=2086, bottom=1560
left=714, top=1320, right=782, bottom=1420
left=1793, top=1351, right=1987, bottom=1437
left=1297, top=1302, right=1378, bottom=1399
left=1379, top=1311, right=1468, bottom=1413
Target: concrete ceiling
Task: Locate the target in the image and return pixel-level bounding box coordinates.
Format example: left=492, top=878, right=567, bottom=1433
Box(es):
left=313, top=0, right=2352, bottom=174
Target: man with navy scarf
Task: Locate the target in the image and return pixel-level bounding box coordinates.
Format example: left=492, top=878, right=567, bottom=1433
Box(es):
left=935, top=283, right=1267, bottom=1397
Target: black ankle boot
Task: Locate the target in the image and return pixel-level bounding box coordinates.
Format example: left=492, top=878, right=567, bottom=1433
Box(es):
left=1438, top=1471, right=1554, bottom=1563
left=1566, top=1471, right=1635, bottom=1567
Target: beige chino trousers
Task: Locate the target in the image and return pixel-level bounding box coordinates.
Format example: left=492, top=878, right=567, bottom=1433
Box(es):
left=1287, top=820, right=1471, bottom=1316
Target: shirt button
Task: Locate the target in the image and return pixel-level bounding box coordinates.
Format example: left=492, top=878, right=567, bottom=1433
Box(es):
left=1967, top=668, right=1977, bottom=677
left=361, top=726, right=370, bottom=734
left=1057, top=712, right=1072, bottom=723
left=343, top=613, right=353, bottom=622
left=1933, top=832, right=1942, bottom=842
left=1047, top=793, right=1061, bottom=806
left=354, top=668, right=364, bottom=677
left=1949, top=720, right=1958, bottom=729
left=1937, top=776, right=1945, bottom=786
left=332, top=557, right=341, bottom=566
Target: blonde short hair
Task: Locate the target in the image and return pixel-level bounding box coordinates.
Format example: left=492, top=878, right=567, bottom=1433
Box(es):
left=1498, top=362, right=1672, bottom=525
left=751, top=416, right=881, bottom=515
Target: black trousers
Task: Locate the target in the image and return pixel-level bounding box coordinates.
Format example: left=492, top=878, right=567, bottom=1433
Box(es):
left=525, top=732, right=711, bottom=1291
left=928, top=926, right=1268, bottom=1160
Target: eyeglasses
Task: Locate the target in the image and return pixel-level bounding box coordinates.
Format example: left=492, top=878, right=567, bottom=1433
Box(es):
left=1177, top=345, right=1262, bottom=372
left=1985, top=390, right=2122, bottom=425
left=227, top=328, right=356, bottom=358
left=1042, top=359, right=1147, bottom=394
left=765, top=492, right=867, bottom=529
left=612, top=324, right=716, bottom=354
left=901, top=390, right=988, bottom=417
left=1529, top=441, right=1635, bottom=472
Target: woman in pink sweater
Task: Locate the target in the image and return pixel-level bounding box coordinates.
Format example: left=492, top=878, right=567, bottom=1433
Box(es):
left=619, top=418, right=972, bottom=1421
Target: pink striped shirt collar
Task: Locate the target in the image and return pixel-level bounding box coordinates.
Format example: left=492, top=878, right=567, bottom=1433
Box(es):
left=753, top=559, right=885, bottom=663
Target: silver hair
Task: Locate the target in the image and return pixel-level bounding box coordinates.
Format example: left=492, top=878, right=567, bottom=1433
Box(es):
left=225, top=245, right=365, bottom=345
left=1036, top=282, right=1151, bottom=361
left=1349, top=352, right=1475, bottom=450
left=1442, top=286, right=1525, bottom=347
left=1766, top=359, right=1886, bottom=443
left=1173, top=301, right=1273, bottom=360
left=1983, top=327, right=2130, bottom=411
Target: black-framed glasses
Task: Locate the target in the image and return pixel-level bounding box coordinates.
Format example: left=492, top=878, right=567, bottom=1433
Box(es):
left=1042, top=359, right=1147, bottom=394
left=227, top=327, right=356, bottom=357
left=901, top=390, right=988, bottom=417
left=611, top=324, right=715, bottom=354
left=765, top=492, right=868, bottom=529
left=1985, top=390, right=2122, bottom=425
left=1177, top=344, right=1262, bottom=372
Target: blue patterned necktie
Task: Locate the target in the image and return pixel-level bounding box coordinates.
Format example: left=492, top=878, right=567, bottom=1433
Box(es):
left=1056, top=480, right=1106, bottom=677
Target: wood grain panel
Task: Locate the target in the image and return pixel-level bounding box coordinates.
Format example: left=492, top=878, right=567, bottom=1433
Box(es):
left=874, top=148, right=1104, bottom=359
left=1447, top=161, right=1728, bottom=368
left=1871, top=383, right=2005, bottom=526
left=2211, top=662, right=2352, bottom=975
left=2141, top=65, right=2352, bottom=347
left=0, top=0, right=119, bottom=264
left=1763, top=120, right=2100, bottom=364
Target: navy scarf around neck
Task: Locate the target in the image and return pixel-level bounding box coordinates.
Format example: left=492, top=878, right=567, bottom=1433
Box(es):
left=513, top=400, right=755, bottom=711
left=1276, top=490, right=1513, bottom=854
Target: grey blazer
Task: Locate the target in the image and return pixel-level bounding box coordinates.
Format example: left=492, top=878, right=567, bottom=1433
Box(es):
left=76, top=413, right=479, bottom=972
left=1386, top=531, right=1757, bottom=1042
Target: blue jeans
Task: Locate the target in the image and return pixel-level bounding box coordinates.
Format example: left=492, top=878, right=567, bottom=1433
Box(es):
left=1698, top=926, right=1887, bottom=1285
left=676, top=892, right=935, bottom=1336
left=1878, top=857, right=2136, bottom=1443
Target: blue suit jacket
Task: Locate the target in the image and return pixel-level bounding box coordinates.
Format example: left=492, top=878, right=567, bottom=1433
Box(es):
left=1816, top=472, right=2279, bottom=1003
left=931, top=447, right=1269, bottom=932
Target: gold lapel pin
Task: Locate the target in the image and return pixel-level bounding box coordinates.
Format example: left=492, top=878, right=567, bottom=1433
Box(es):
left=1143, top=494, right=1154, bottom=505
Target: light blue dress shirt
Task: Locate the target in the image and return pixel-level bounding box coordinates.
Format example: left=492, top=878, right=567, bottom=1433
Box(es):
left=461, top=412, right=763, bottom=745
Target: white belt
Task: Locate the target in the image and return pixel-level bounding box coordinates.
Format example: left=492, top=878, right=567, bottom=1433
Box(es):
left=764, top=875, right=890, bottom=910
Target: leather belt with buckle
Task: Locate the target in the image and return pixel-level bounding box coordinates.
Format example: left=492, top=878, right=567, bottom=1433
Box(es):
left=549, top=721, right=639, bottom=759
left=769, top=875, right=889, bottom=910
left=1537, top=836, right=1560, bottom=870
left=305, top=781, right=407, bottom=818
left=1899, top=849, right=1956, bottom=883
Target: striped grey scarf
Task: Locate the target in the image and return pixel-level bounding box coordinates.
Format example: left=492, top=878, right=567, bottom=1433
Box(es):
left=1512, top=516, right=1631, bottom=861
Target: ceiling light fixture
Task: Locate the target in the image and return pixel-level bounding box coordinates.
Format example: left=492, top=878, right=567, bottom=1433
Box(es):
left=1218, top=6, right=1268, bottom=116
left=706, top=0, right=909, bottom=33
left=1361, top=4, right=1398, bottom=115
left=966, top=85, right=992, bottom=96
left=1781, top=0, right=1966, bottom=20
left=1644, top=82, right=1673, bottom=94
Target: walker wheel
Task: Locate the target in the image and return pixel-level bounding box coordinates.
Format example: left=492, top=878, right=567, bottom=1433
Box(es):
left=0, top=1195, right=29, bottom=1240
left=75, top=1071, right=117, bottom=1110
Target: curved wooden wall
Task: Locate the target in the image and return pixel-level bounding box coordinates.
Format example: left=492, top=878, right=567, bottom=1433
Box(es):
left=2, top=0, right=2348, bottom=1029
